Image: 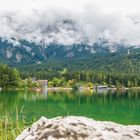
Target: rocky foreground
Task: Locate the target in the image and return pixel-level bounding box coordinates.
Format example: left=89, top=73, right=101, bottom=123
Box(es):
left=16, top=116, right=140, bottom=140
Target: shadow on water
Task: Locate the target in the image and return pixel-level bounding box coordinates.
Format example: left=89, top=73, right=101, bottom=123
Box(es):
left=0, top=89, right=140, bottom=125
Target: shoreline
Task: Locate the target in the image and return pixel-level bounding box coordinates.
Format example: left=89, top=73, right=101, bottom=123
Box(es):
left=0, top=86, right=140, bottom=92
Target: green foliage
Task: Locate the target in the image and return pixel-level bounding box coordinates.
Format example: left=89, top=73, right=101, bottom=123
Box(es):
left=23, top=70, right=140, bottom=88
left=48, top=77, right=67, bottom=87
left=16, top=47, right=140, bottom=88
left=0, top=108, right=33, bottom=140
left=0, top=47, right=140, bottom=88
left=72, top=83, right=81, bottom=90
left=0, top=64, right=21, bottom=89
left=86, top=82, right=93, bottom=88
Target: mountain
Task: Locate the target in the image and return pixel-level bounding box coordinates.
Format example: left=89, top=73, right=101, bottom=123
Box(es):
left=0, top=37, right=140, bottom=75
left=0, top=37, right=131, bottom=64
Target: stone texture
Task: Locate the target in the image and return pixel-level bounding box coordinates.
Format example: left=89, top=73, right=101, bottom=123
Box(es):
left=16, top=116, right=140, bottom=140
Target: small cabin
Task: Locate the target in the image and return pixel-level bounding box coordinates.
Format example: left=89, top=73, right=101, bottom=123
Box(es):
left=95, top=85, right=108, bottom=90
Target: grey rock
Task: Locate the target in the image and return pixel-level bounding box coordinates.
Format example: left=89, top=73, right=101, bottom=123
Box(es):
left=16, top=116, right=140, bottom=140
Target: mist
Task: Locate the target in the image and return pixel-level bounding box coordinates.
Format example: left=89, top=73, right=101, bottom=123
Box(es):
left=0, top=5, right=140, bottom=46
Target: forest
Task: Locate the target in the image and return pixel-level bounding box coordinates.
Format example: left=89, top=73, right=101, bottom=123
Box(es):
left=23, top=69, right=140, bottom=88
left=0, top=64, right=21, bottom=89
left=0, top=64, right=140, bottom=89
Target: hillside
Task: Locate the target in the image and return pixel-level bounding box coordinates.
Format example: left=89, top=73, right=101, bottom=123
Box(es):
left=0, top=38, right=140, bottom=78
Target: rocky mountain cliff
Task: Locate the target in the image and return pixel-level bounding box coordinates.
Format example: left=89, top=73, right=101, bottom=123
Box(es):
left=0, top=37, right=140, bottom=74
left=0, top=37, right=137, bottom=64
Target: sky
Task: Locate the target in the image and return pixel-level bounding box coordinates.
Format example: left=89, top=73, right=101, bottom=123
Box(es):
left=0, top=0, right=140, bottom=45
left=0, top=0, right=140, bottom=14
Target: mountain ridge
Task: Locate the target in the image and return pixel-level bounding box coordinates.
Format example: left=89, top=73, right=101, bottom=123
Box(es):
left=0, top=37, right=140, bottom=75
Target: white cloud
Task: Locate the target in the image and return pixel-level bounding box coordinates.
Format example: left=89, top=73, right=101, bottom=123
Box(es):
left=0, top=0, right=140, bottom=46
left=0, top=0, right=140, bottom=14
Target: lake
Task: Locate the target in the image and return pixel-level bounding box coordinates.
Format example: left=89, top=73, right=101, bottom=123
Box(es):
left=0, top=89, right=140, bottom=125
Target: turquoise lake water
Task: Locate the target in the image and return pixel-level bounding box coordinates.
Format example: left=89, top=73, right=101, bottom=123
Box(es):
left=0, top=89, right=140, bottom=125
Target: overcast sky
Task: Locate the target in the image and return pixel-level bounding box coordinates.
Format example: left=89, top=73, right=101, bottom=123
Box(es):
left=0, top=0, right=140, bottom=45
left=0, top=0, right=140, bottom=14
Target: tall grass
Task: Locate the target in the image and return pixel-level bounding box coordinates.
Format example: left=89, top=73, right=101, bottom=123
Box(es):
left=0, top=108, right=32, bottom=140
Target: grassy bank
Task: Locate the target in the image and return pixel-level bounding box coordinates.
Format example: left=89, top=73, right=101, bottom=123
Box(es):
left=0, top=109, right=33, bottom=140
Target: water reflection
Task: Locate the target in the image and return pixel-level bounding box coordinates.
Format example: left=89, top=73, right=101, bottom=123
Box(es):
left=0, top=89, right=140, bottom=124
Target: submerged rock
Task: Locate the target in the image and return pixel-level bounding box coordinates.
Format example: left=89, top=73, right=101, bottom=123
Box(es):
left=16, top=116, right=140, bottom=140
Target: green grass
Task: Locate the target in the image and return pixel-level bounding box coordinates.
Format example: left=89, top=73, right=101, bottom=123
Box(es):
left=0, top=108, right=34, bottom=140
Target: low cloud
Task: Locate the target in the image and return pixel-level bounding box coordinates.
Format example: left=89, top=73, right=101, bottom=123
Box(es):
left=0, top=6, right=140, bottom=46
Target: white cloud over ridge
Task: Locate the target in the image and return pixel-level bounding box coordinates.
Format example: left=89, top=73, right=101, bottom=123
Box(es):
left=0, top=1, right=140, bottom=46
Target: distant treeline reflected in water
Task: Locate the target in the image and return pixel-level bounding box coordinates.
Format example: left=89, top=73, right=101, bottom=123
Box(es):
left=0, top=89, right=140, bottom=125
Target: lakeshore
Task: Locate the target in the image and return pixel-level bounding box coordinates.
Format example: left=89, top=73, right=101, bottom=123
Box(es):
left=0, top=85, right=140, bottom=139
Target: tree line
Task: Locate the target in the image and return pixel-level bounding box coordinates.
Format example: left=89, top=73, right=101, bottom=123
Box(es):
left=0, top=64, right=21, bottom=89
left=0, top=64, right=140, bottom=89
left=21, top=68, right=140, bottom=88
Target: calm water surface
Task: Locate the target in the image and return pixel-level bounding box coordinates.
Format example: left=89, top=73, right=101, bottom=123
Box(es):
left=0, top=89, right=140, bottom=125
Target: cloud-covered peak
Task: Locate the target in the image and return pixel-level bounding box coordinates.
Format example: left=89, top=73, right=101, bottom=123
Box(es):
left=0, top=7, right=140, bottom=46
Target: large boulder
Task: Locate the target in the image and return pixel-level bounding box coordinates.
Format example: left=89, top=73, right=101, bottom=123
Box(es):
left=16, top=116, right=140, bottom=140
